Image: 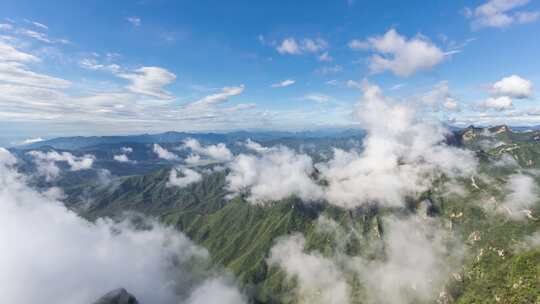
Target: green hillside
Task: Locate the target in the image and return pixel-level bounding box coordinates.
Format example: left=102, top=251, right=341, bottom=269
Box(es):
left=62, top=126, right=540, bottom=304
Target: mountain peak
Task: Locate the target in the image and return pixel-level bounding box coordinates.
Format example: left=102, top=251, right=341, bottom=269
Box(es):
left=92, top=288, right=138, bottom=304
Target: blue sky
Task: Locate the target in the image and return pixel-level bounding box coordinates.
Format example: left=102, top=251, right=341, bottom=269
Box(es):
left=0, top=0, right=539, bottom=144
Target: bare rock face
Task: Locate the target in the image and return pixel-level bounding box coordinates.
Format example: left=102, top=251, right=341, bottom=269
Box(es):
left=92, top=288, right=139, bottom=304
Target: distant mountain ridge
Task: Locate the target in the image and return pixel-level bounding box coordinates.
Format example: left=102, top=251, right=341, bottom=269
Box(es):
left=17, top=129, right=364, bottom=150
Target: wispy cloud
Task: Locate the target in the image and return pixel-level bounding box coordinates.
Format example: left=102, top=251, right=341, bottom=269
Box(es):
left=126, top=16, right=141, bottom=27
left=271, top=79, right=295, bottom=88
left=464, top=0, right=539, bottom=29
left=348, top=29, right=446, bottom=77
left=188, top=85, right=245, bottom=107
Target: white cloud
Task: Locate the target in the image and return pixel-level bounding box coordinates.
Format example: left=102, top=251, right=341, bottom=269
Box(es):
left=318, top=51, right=333, bottom=62
left=351, top=216, right=464, bottom=304
left=188, top=85, right=245, bottom=108
left=465, top=0, right=538, bottom=29
left=443, top=98, right=459, bottom=111
left=389, top=83, right=406, bottom=91
left=498, top=173, right=539, bottom=220
left=184, top=154, right=202, bottom=165
left=80, top=58, right=121, bottom=73
left=17, top=29, right=52, bottom=43
left=126, top=16, right=141, bottom=27
left=0, top=41, right=39, bottom=62
left=0, top=40, right=263, bottom=132
left=347, top=39, right=370, bottom=50
left=346, top=80, right=362, bottom=89
left=118, top=67, right=176, bottom=99
left=0, top=61, right=71, bottom=88
left=0, top=149, right=245, bottom=304
left=267, top=213, right=464, bottom=304
left=302, top=38, right=328, bottom=52
left=0, top=23, right=14, bottom=31
left=317, top=81, right=476, bottom=208
left=276, top=37, right=328, bottom=55
left=243, top=139, right=269, bottom=153
left=316, top=65, right=343, bottom=75
left=153, top=144, right=179, bottom=161
left=301, top=93, right=331, bottom=103
left=491, top=74, right=533, bottom=99
left=277, top=38, right=301, bottom=54
left=113, top=154, right=132, bottom=163
left=325, top=79, right=339, bottom=86
left=422, top=81, right=460, bottom=111
left=268, top=234, right=351, bottom=304
left=183, top=138, right=233, bottom=162
left=16, top=137, right=44, bottom=145
left=224, top=81, right=476, bottom=208
left=351, top=29, right=446, bottom=77
left=515, top=10, right=540, bottom=23
left=226, top=146, right=324, bottom=203
left=27, top=150, right=95, bottom=181
left=271, top=79, right=295, bottom=88
left=167, top=167, right=202, bottom=188
left=185, top=278, right=246, bottom=304
left=30, top=21, right=48, bottom=30
left=482, top=96, right=513, bottom=110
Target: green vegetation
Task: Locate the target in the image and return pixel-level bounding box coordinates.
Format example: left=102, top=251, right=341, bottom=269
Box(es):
left=63, top=126, right=540, bottom=303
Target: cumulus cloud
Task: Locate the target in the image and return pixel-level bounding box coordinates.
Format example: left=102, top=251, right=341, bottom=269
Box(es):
left=422, top=81, right=460, bottom=111
left=153, top=144, right=179, bottom=161
left=166, top=167, right=202, bottom=188
left=268, top=214, right=463, bottom=304
left=491, top=74, right=533, bottom=99
left=351, top=215, right=464, bottom=304
left=0, top=148, right=245, bottom=304
left=482, top=96, right=513, bottom=110
left=226, top=146, right=323, bottom=203
left=114, top=146, right=134, bottom=163
left=317, top=81, right=476, bottom=208
left=276, top=38, right=300, bottom=54
left=118, top=67, right=176, bottom=99
left=349, top=29, right=446, bottom=77
left=271, top=79, right=295, bottom=88
left=27, top=150, right=95, bottom=181
left=113, top=154, right=132, bottom=163
left=464, top=0, right=539, bottom=29
left=498, top=173, right=539, bottom=220
left=268, top=234, right=351, bottom=304
left=276, top=37, right=328, bottom=55
left=183, top=138, right=233, bottom=163
left=243, top=139, right=269, bottom=153
left=225, top=81, right=475, bottom=208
